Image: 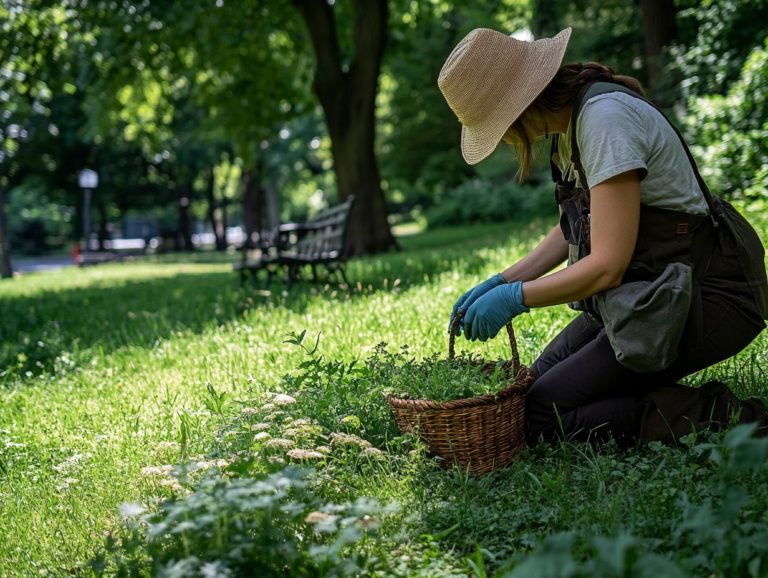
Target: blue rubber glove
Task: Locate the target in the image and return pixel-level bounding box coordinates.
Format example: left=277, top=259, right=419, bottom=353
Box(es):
left=449, top=273, right=506, bottom=335
left=463, top=281, right=530, bottom=341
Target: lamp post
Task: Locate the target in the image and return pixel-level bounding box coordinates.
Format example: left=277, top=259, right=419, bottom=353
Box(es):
left=78, top=169, right=99, bottom=253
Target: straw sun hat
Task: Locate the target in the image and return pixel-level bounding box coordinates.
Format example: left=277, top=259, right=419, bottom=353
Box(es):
left=438, top=27, right=572, bottom=165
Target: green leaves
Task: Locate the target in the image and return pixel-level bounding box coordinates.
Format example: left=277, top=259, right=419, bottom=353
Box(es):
left=686, top=37, right=768, bottom=202
left=98, top=467, right=386, bottom=577
left=367, top=344, right=511, bottom=401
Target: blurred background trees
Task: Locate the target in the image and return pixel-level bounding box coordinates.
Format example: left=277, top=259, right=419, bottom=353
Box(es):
left=1, top=0, right=766, bottom=277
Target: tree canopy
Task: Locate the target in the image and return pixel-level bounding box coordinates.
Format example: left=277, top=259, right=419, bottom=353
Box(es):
left=1, top=0, right=766, bottom=275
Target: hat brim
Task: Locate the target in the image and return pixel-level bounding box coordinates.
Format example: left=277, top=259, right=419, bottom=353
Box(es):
left=460, top=27, right=572, bottom=165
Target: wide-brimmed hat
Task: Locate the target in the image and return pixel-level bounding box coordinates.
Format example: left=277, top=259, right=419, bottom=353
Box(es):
left=438, top=27, right=572, bottom=165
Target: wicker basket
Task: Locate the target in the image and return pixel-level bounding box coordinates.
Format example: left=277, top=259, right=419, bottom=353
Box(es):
left=386, top=314, right=535, bottom=475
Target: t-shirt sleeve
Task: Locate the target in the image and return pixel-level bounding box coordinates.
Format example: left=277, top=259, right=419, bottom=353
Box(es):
left=576, top=97, right=649, bottom=188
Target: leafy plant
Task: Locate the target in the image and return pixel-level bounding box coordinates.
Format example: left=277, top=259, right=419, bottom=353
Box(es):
left=366, top=344, right=513, bottom=402
left=93, top=467, right=386, bottom=577
left=686, top=37, right=768, bottom=202
left=426, top=178, right=552, bottom=228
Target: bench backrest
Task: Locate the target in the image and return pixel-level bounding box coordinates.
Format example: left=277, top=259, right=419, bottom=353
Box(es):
left=293, top=196, right=355, bottom=260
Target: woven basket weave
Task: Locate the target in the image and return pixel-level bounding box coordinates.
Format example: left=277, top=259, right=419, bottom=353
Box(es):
left=386, top=314, right=535, bottom=475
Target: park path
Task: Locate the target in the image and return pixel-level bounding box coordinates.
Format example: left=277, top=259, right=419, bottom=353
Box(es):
left=13, top=256, right=74, bottom=274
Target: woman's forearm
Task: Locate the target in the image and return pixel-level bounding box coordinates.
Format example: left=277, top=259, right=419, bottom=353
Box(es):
left=521, top=173, right=642, bottom=308
left=500, top=225, right=568, bottom=283
left=520, top=253, right=623, bottom=307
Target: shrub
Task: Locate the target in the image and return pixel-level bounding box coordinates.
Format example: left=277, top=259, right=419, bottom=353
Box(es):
left=426, top=178, right=552, bottom=228
left=686, top=37, right=768, bottom=202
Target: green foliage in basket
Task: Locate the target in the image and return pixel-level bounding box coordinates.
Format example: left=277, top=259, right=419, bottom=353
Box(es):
left=368, top=343, right=512, bottom=402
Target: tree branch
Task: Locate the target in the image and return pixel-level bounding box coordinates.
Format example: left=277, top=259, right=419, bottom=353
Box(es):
left=293, top=0, right=343, bottom=92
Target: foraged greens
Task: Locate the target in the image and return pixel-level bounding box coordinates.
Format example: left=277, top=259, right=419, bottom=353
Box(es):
left=368, top=343, right=512, bottom=402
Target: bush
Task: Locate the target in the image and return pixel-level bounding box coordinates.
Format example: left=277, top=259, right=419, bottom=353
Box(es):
left=671, top=0, right=768, bottom=99
left=686, top=37, right=768, bottom=201
left=426, top=178, right=552, bottom=228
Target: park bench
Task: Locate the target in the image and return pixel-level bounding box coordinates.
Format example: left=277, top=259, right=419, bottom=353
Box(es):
left=234, top=196, right=355, bottom=289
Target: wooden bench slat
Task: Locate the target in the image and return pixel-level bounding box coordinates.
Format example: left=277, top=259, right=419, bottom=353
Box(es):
left=235, top=196, right=355, bottom=288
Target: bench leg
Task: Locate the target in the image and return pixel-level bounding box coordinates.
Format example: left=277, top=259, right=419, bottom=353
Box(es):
left=311, top=264, right=319, bottom=283
left=286, top=265, right=299, bottom=290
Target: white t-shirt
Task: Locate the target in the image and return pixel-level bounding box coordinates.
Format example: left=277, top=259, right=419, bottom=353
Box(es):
left=557, top=91, right=709, bottom=216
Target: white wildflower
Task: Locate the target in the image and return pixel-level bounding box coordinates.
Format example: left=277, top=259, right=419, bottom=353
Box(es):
left=119, top=502, right=145, bottom=518
left=287, top=449, right=324, bottom=461
left=361, top=514, right=380, bottom=529
left=272, top=394, right=296, bottom=406
left=56, top=477, right=79, bottom=491
left=253, top=432, right=271, bottom=441
left=53, top=452, right=92, bottom=473
left=156, top=441, right=180, bottom=451
left=250, top=422, right=271, bottom=431
left=240, top=407, right=260, bottom=415
left=363, top=447, right=386, bottom=459
left=265, top=438, right=294, bottom=449
left=305, top=511, right=334, bottom=524
left=156, top=478, right=183, bottom=492
left=140, top=465, right=174, bottom=477
left=330, top=433, right=372, bottom=449
left=189, top=459, right=230, bottom=472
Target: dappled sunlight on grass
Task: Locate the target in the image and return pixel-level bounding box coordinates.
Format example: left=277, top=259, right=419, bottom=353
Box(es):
left=1, top=217, right=766, bottom=575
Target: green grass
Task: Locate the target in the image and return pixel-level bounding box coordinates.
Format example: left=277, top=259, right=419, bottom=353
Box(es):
left=0, top=218, right=766, bottom=576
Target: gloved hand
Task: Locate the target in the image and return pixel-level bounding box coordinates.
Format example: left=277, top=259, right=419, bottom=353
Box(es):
left=449, top=273, right=506, bottom=335
left=463, top=281, right=530, bottom=341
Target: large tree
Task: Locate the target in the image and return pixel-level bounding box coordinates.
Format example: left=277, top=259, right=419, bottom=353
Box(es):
left=639, top=0, right=677, bottom=97
left=294, top=0, right=396, bottom=255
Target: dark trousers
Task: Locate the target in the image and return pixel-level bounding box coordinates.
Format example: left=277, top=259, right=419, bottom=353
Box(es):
left=526, top=293, right=765, bottom=446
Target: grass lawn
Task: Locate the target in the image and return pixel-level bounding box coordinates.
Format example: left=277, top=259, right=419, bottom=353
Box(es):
left=1, top=218, right=766, bottom=577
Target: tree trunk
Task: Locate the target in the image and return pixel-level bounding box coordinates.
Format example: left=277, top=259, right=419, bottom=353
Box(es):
left=205, top=167, right=226, bottom=251
left=177, top=182, right=193, bottom=251
left=531, top=0, right=562, bottom=37
left=264, top=183, right=279, bottom=230
left=241, top=167, right=258, bottom=243
left=639, top=0, right=677, bottom=99
left=0, top=184, right=12, bottom=279
left=295, top=0, right=397, bottom=256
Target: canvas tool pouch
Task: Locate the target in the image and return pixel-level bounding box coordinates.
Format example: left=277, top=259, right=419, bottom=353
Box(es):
left=595, top=262, right=692, bottom=373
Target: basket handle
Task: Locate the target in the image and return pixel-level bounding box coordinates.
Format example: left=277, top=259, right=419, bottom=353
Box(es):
left=449, top=311, right=521, bottom=375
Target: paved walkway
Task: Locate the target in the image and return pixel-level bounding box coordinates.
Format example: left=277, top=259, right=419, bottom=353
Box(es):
left=13, top=256, right=74, bottom=274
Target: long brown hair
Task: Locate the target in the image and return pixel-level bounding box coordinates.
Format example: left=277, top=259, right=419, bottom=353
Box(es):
left=504, top=62, right=645, bottom=181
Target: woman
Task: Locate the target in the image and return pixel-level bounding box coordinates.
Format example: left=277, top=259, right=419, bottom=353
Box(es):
left=438, top=27, right=768, bottom=446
